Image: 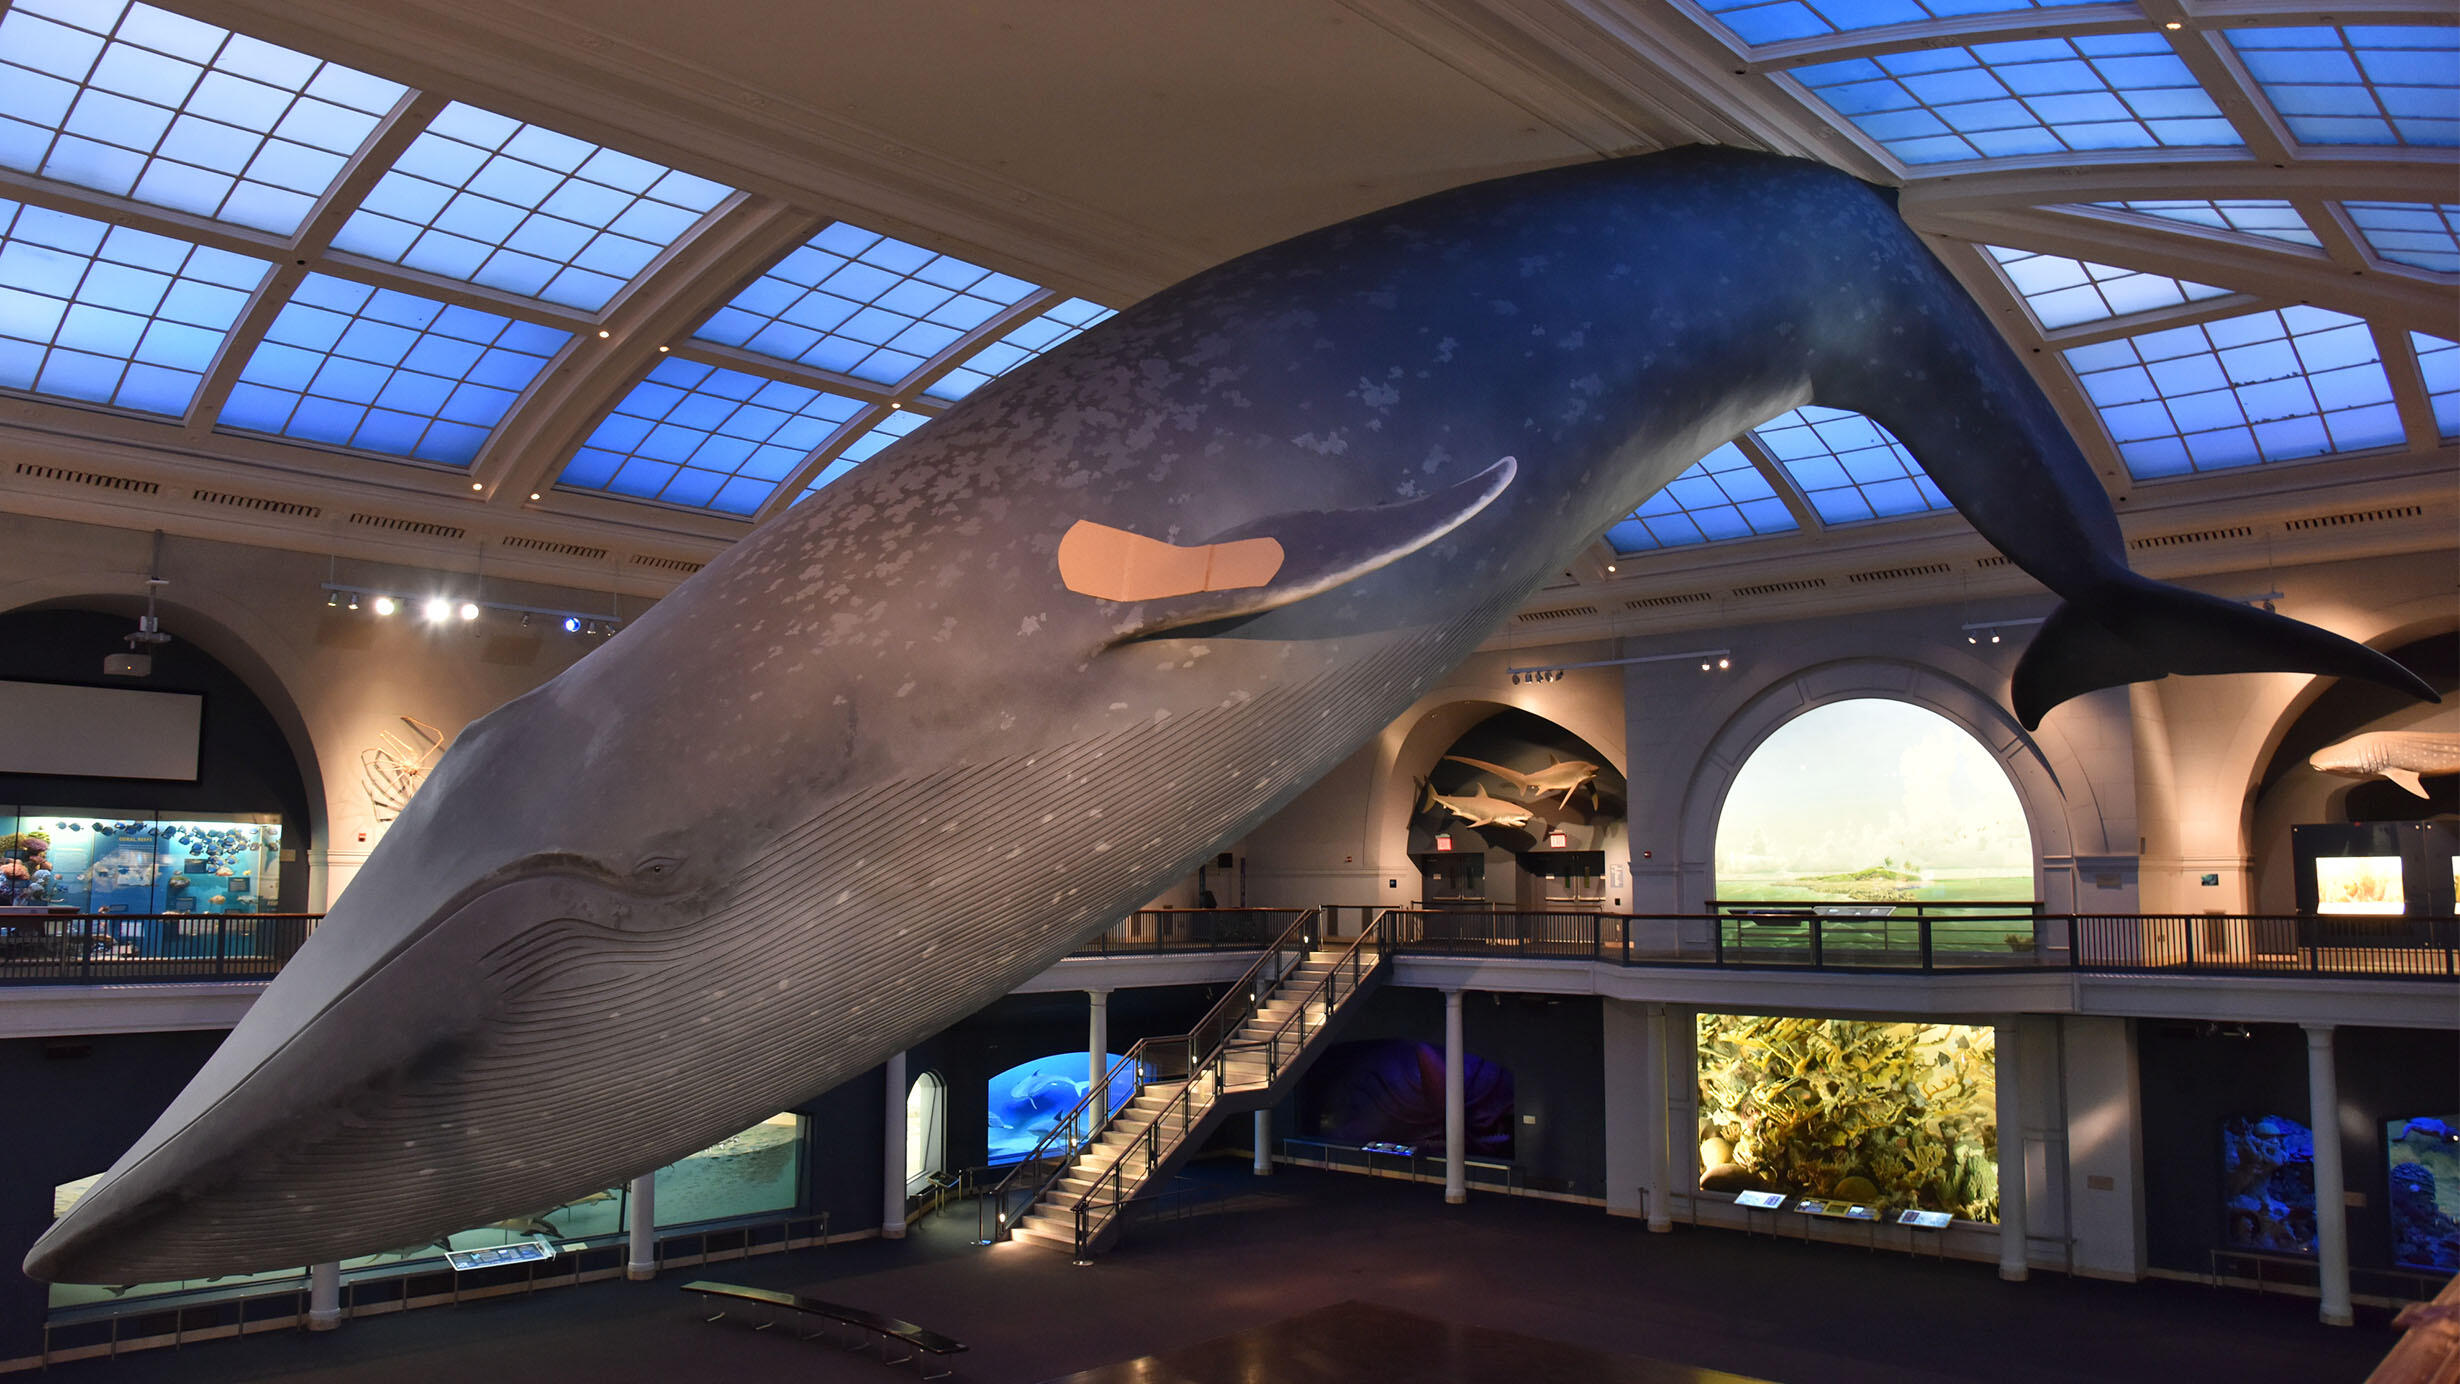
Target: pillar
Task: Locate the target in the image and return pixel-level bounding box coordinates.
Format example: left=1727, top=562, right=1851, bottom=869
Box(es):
left=1253, top=1109, right=1272, bottom=1175
left=1995, top=1021, right=2028, bottom=1282
left=1600, top=999, right=1653, bottom=1220
left=2306, top=1024, right=2352, bottom=1326
left=306, top=1261, right=341, bottom=1330
left=1088, top=989, right=1111, bottom=1123
left=625, top=1173, right=656, bottom=1280
left=883, top=1049, right=908, bottom=1240
left=1444, top=988, right=1466, bottom=1205
left=1646, top=1005, right=1672, bottom=1232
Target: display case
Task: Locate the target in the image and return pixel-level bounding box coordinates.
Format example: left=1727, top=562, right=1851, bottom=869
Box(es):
left=2291, top=822, right=2457, bottom=917
left=0, top=808, right=283, bottom=915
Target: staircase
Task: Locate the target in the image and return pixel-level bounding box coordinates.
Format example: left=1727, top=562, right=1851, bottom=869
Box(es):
left=982, top=909, right=1396, bottom=1259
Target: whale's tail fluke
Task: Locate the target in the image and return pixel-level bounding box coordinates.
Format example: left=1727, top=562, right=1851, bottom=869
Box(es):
left=2011, top=573, right=2440, bottom=729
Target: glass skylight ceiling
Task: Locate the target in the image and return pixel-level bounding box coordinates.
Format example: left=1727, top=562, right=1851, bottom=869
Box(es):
left=1788, top=34, right=2239, bottom=164
left=697, top=224, right=1039, bottom=386
left=0, top=196, right=269, bottom=414
left=2345, top=203, right=2459, bottom=274
left=923, top=297, right=1115, bottom=402
left=1752, top=406, right=1947, bottom=524
left=800, top=407, right=928, bottom=500
left=0, top=0, right=406, bottom=235
left=2085, top=200, right=2319, bottom=249
left=219, top=273, right=567, bottom=464
left=1985, top=245, right=2228, bottom=330
left=1692, top=0, right=2102, bottom=49
left=2063, top=306, right=2401, bottom=478
left=2414, top=334, right=2459, bottom=439
left=558, top=358, right=865, bottom=515
left=331, top=102, right=732, bottom=312
left=2226, top=27, right=2460, bottom=149
left=1606, top=442, right=1798, bottom=553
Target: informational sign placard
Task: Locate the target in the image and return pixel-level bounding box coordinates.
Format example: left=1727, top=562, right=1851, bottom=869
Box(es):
left=1898, top=1209, right=1953, bottom=1229
left=1794, top=1199, right=1880, bottom=1221
left=1733, top=1190, right=1787, bottom=1210
left=1361, top=1141, right=1413, bottom=1156
left=444, top=1240, right=556, bottom=1271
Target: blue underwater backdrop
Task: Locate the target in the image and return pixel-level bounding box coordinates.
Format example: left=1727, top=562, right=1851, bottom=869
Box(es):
left=986, top=1052, right=1141, bottom=1166
left=2221, top=1114, right=2315, bottom=1254
left=1304, top=1038, right=1514, bottom=1157
left=2388, top=1115, right=2460, bottom=1272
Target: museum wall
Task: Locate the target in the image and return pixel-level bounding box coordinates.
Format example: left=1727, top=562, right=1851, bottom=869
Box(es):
left=2136, top=1022, right=2458, bottom=1277
left=0, top=1029, right=226, bottom=1360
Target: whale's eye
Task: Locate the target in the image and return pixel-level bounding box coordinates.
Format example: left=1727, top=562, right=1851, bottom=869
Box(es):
left=632, top=855, right=684, bottom=883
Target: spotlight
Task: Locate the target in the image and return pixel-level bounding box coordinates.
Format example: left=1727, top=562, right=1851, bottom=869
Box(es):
left=1717, top=657, right=1730, bottom=670
left=1604, top=564, right=1616, bottom=573
left=423, top=597, right=451, bottom=622
left=325, top=590, right=340, bottom=608
left=470, top=482, right=483, bottom=492
left=1990, top=631, right=2001, bottom=644
left=562, top=616, right=582, bottom=634
left=372, top=595, right=396, bottom=616
left=347, top=594, right=360, bottom=611
left=1967, top=634, right=1977, bottom=644
left=458, top=601, right=480, bottom=621
left=656, top=345, right=669, bottom=353
left=596, top=329, right=610, bottom=339
left=529, top=492, right=541, bottom=501
left=520, top=613, right=533, bottom=628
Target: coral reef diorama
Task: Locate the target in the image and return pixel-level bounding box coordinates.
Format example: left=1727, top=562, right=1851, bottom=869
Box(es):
left=2221, top=1114, right=2316, bottom=1254
left=1696, top=1013, right=1999, bottom=1221
left=2388, top=1115, right=2460, bottom=1271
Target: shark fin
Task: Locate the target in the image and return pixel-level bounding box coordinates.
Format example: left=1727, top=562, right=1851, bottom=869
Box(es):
left=1086, top=457, right=1516, bottom=643
left=1443, top=754, right=1524, bottom=786
left=2384, top=768, right=2430, bottom=799
left=2010, top=572, right=2440, bottom=730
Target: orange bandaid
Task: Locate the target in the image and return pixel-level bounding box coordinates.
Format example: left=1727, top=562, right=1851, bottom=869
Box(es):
left=1056, top=520, right=1285, bottom=602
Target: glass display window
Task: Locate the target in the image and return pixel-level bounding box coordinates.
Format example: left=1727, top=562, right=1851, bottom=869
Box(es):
left=0, top=809, right=282, bottom=914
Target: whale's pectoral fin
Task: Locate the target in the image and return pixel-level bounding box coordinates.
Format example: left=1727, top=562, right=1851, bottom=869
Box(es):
left=1069, top=456, right=1517, bottom=643
left=2383, top=767, right=2430, bottom=799
left=2010, top=572, right=2440, bottom=729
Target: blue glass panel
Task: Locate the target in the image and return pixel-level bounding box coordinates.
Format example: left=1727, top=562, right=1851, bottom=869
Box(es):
left=334, top=101, right=733, bottom=312
left=558, top=357, right=865, bottom=514
left=1750, top=406, right=1947, bottom=525
left=1983, top=244, right=2230, bottom=329
left=922, top=296, right=1116, bottom=402
left=1791, top=33, right=2241, bottom=164
left=2085, top=200, right=2320, bottom=249
left=0, top=195, right=267, bottom=412
left=700, top=224, right=1042, bottom=388
left=218, top=272, right=565, bottom=464
left=795, top=406, right=928, bottom=502
left=0, top=0, right=405, bottom=234
left=2413, top=333, right=2460, bottom=439
left=2065, top=306, right=2402, bottom=477
left=1692, top=0, right=2104, bottom=48
left=2343, top=202, right=2460, bottom=275
left=2227, top=27, right=2460, bottom=148
left=1603, top=442, right=1800, bottom=553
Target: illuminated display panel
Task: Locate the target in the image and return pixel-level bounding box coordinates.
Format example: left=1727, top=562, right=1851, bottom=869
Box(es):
left=1788, top=34, right=2240, bottom=165
left=697, top=224, right=1039, bottom=387
left=2084, top=200, right=2319, bottom=249
left=333, top=102, right=732, bottom=312
left=558, top=358, right=866, bottom=515
left=2226, top=27, right=2460, bottom=149
left=0, top=197, right=270, bottom=415
left=1606, top=442, right=1797, bottom=552
left=219, top=273, right=569, bottom=465
left=0, top=0, right=406, bottom=235
left=923, top=296, right=1113, bottom=402
left=1984, top=244, right=2228, bottom=329
left=2314, top=855, right=2403, bottom=914
left=2063, top=306, right=2400, bottom=477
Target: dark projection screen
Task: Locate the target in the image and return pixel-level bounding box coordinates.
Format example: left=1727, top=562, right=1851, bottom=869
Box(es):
left=0, top=681, right=203, bottom=781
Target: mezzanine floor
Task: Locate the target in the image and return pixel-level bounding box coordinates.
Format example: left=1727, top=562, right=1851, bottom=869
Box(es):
left=28, top=1162, right=2391, bottom=1384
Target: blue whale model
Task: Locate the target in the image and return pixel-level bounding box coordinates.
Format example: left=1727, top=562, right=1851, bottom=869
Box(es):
left=27, top=146, right=2430, bottom=1283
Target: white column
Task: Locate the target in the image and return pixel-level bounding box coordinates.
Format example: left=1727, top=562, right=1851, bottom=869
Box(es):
left=1088, top=989, right=1112, bottom=1123
left=1253, top=1109, right=1272, bottom=1175
left=1996, top=1021, right=2028, bottom=1282
left=1646, top=1005, right=1671, bottom=1232
left=883, top=1049, right=908, bottom=1240
left=2306, top=1024, right=2352, bottom=1326
left=1444, top=988, right=1467, bottom=1205
left=1600, top=999, right=1653, bottom=1221
left=306, top=1260, right=341, bottom=1330
left=625, top=1173, right=656, bottom=1280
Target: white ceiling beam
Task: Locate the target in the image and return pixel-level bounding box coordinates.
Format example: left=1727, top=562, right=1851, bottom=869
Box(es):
left=2145, top=1, right=2296, bottom=166
left=1733, top=432, right=1825, bottom=535
left=1896, top=152, right=2457, bottom=213
left=1739, top=4, right=2147, bottom=72
left=897, top=290, right=1065, bottom=404
left=749, top=402, right=901, bottom=526
left=2371, top=320, right=2445, bottom=452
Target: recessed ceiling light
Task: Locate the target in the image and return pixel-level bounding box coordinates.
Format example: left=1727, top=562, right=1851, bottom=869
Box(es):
left=470, top=482, right=483, bottom=491
left=596, top=329, right=610, bottom=339
left=657, top=345, right=669, bottom=353
left=530, top=492, right=541, bottom=501
left=2163, top=19, right=2182, bottom=28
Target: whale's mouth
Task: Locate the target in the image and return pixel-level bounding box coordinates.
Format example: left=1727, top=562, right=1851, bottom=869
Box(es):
left=25, top=870, right=683, bottom=1285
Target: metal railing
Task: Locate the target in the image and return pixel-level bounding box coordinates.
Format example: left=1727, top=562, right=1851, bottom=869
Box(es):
left=0, top=912, right=318, bottom=984
left=1066, top=908, right=1399, bottom=1257
left=1070, top=907, right=1309, bottom=956
left=977, top=909, right=1321, bottom=1245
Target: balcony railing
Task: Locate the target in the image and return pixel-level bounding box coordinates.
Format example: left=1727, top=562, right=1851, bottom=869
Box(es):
left=0, top=913, right=317, bottom=985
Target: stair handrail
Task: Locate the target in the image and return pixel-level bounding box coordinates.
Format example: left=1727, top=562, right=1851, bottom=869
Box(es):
left=1181, top=906, right=1322, bottom=1070
left=978, top=907, right=1320, bottom=1244
left=1064, top=908, right=1402, bottom=1258
left=1232, top=908, right=1401, bottom=1086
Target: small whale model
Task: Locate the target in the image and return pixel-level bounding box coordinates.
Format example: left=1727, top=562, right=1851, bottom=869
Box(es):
left=1442, top=754, right=1602, bottom=807
left=2310, top=729, right=2460, bottom=800
left=30, top=146, right=2434, bottom=1285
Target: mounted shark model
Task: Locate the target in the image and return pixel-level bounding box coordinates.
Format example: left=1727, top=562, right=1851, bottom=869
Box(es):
left=1443, top=754, right=1602, bottom=807
left=1420, top=782, right=1538, bottom=832
left=2310, top=727, right=2460, bottom=799
left=28, top=146, right=2434, bottom=1284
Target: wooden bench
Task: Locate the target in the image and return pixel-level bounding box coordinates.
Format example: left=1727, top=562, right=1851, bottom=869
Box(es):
left=682, top=1280, right=966, bottom=1379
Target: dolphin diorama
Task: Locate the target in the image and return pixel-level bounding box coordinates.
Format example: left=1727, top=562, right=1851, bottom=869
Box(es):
left=28, top=146, right=2435, bottom=1284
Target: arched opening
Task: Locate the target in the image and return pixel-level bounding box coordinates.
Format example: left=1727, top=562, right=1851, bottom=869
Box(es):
left=1714, top=697, right=2032, bottom=907
left=986, top=1051, right=1136, bottom=1166
left=1405, top=707, right=1627, bottom=909
left=906, top=1070, right=947, bottom=1196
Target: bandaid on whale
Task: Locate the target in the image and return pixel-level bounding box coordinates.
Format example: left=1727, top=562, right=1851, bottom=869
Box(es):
left=27, top=146, right=2435, bottom=1284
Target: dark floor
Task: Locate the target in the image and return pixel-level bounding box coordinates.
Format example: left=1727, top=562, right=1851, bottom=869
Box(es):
left=38, top=1163, right=2395, bottom=1384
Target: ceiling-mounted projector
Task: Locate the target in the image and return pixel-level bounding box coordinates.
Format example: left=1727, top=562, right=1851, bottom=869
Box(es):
left=104, top=651, right=152, bottom=678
